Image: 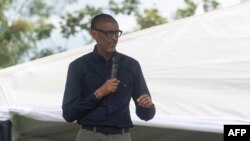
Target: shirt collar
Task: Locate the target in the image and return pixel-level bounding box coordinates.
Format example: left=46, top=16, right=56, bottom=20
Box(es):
left=92, top=45, right=118, bottom=62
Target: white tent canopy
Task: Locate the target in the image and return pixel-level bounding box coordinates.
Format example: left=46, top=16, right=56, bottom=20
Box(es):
left=1, top=2, right=250, bottom=141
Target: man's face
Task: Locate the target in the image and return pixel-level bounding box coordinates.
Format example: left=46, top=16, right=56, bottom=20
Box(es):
left=92, top=19, right=121, bottom=53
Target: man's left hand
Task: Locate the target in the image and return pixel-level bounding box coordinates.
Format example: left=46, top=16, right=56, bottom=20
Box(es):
left=137, top=94, right=153, bottom=108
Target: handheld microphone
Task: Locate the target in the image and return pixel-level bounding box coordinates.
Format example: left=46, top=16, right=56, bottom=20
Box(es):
left=111, top=55, right=120, bottom=79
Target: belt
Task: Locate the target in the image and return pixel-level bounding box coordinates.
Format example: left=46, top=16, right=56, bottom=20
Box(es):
left=82, top=125, right=129, bottom=135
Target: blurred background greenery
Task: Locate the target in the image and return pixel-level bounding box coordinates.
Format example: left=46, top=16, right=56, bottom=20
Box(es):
left=0, top=0, right=221, bottom=68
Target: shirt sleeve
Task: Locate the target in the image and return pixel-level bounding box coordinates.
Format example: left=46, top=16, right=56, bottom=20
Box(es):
left=132, top=61, right=156, bottom=121
left=62, top=62, right=101, bottom=122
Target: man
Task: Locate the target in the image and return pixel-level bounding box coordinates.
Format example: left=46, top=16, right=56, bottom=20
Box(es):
left=62, top=13, right=156, bottom=141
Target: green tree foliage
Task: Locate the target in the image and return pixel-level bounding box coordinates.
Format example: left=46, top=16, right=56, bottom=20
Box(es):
left=24, top=0, right=54, bottom=17
left=60, top=5, right=103, bottom=38
left=203, top=0, right=220, bottom=12
left=0, top=0, right=8, bottom=67
left=34, top=19, right=55, bottom=40
left=1, top=0, right=221, bottom=68
left=0, top=0, right=8, bottom=40
left=0, top=0, right=64, bottom=67
left=1, top=0, right=34, bottom=67
left=175, top=0, right=220, bottom=19
left=175, top=0, right=197, bottom=19
left=109, top=0, right=140, bottom=15
left=109, top=0, right=167, bottom=30
left=1, top=0, right=168, bottom=68
left=0, top=19, right=33, bottom=67
left=137, top=9, right=167, bottom=29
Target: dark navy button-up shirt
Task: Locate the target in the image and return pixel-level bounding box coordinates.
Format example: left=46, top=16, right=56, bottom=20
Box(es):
left=62, top=46, right=156, bottom=128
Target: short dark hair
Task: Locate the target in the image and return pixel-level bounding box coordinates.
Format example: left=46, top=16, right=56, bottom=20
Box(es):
left=91, top=13, right=117, bottom=29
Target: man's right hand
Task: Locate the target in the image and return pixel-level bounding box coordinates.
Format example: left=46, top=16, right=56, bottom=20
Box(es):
left=95, top=78, right=120, bottom=98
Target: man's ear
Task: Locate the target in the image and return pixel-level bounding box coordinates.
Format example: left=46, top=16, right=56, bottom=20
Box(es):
left=91, top=30, right=97, bottom=39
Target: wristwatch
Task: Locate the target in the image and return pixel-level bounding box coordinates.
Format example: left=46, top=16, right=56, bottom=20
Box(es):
left=94, top=91, right=101, bottom=99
